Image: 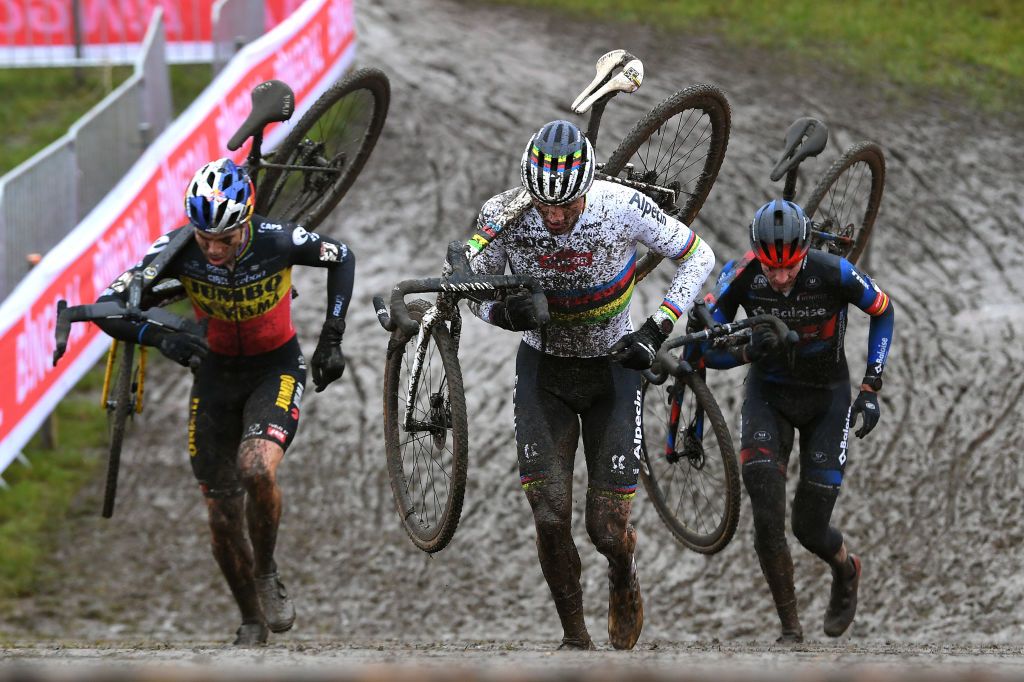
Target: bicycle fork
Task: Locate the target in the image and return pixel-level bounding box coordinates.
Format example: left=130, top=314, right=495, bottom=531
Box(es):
left=664, top=382, right=706, bottom=465
left=402, top=304, right=442, bottom=433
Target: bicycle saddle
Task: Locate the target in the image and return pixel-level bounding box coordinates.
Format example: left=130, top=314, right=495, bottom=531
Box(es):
left=227, top=80, right=296, bottom=151
left=769, top=117, right=829, bottom=181
left=571, top=49, right=644, bottom=114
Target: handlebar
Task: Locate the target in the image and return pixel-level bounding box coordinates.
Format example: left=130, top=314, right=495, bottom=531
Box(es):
left=53, top=299, right=205, bottom=366
left=664, top=313, right=795, bottom=352
left=645, top=312, right=797, bottom=384
left=373, top=273, right=551, bottom=337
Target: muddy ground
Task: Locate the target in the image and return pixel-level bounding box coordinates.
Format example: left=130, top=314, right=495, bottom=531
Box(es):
left=3, top=0, right=1024, bottom=673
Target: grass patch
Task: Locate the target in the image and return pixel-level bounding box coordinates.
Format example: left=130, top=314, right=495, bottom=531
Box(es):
left=0, top=63, right=211, bottom=175
left=0, top=66, right=132, bottom=174
left=170, top=64, right=213, bottom=116
left=0, top=61, right=210, bottom=600
left=0, top=366, right=107, bottom=598
left=486, top=0, right=1023, bottom=112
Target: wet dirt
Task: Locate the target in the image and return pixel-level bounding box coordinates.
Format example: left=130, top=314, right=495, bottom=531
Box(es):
left=3, top=0, right=1024, bottom=670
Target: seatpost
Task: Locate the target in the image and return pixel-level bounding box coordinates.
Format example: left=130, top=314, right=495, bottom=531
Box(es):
left=584, top=95, right=613, bottom=148
left=783, top=168, right=798, bottom=202
left=247, top=131, right=265, bottom=189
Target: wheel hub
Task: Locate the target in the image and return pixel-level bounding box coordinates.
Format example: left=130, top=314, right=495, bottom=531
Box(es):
left=681, top=428, right=706, bottom=470
left=428, top=391, right=450, bottom=449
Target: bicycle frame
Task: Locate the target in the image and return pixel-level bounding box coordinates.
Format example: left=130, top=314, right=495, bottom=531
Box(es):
left=645, top=305, right=793, bottom=471
left=374, top=50, right=682, bottom=411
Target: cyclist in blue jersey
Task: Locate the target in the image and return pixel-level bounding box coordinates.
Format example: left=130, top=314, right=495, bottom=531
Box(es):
left=702, top=199, right=894, bottom=642
left=95, top=158, right=354, bottom=646
left=467, top=120, right=716, bottom=650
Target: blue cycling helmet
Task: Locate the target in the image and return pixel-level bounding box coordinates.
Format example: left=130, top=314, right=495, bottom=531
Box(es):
left=184, top=158, right=255, bottom=233
left=521, top=120, right=596, bottom=205
left=749, top=199, right=811, bottom=267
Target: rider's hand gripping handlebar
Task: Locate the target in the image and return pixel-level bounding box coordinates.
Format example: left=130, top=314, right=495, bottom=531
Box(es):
left=644, top=305, right=797, bottom=384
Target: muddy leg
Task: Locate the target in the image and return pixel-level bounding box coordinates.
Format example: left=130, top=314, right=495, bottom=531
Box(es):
left=205, top=494, right=262, bottom=624
left=586, top=492, right=642, bottom=650
left=239, top=438, right=295, bottom=633
left=525, top=483, right=593, bottom=650
left=238, top=439, right=284, bottom=576
left=743, top=462, right=803, bottom=643
left=792, top=481, right=860, bottom=636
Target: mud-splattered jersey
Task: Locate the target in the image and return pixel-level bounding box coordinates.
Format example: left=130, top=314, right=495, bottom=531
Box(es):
left=98, top=215, right=354, bottom=356
left=469, top=181, right=715, bottom=357
left=705, top=249, right=894, bottom=386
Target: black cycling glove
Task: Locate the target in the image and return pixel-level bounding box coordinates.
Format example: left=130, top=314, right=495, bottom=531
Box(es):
left=155, top=331, right=208, bottom=369
left=610, top=317, right=668, bottom=370
left=746, top=322, right=783, bottom=363
left=849, top=389, right=880, bottom=438
left=492, top=291, right=541, bottom=331
left=311, top=318, right=346, bottom=392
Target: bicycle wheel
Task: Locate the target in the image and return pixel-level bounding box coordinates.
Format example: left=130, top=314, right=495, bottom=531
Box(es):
left=603, top=83, right=731, bottom=283
left=382, top=299, right=468, bottom=553
left=256, top=67, right=390, bottom=230
left=640, top=370, right=739, bottom=554
left=804, top=141, right=885, bottom=265
left=103, top=342, right=136, bottom=519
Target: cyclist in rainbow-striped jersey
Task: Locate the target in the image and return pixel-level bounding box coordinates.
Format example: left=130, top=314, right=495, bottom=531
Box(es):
left=467, top=119, right=715, bottom=650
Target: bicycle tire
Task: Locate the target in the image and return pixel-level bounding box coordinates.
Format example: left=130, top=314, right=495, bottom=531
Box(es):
left=640, top=370, right=740, bottom=554
left=804, top=141, right=885, bottom=265
left=603, top=83, right=731, bottom=283
left=382, top=299, right=469, bottom=553
left=256, top=67, right=390, bottom=230
left=102, top=343, right=136, bottom=519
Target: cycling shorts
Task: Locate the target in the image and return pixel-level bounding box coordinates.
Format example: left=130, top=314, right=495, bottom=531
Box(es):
left=188, top=335, right=307, bottom=497
left=513, top=341, right=642, bottom=499
left=739, top=372, right=851, bottom=490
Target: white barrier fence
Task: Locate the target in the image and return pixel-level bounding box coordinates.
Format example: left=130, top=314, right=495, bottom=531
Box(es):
left=0, top=0, right=356, bottom=477
left=0, top=7, right=171, bottom=300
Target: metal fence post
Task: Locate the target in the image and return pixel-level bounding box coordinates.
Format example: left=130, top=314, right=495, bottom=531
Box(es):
left=72, top=0, right=85, bottom=85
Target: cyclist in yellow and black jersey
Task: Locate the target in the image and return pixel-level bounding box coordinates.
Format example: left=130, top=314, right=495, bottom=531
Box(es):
left=96, top=158, right=354, bottom=645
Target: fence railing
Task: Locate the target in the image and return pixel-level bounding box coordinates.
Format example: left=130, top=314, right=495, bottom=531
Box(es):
left=212, top=0, right=266, bottom=74
left=0, top=0, right=356, bottom=480
left=0, top=10, right=171, bottom=300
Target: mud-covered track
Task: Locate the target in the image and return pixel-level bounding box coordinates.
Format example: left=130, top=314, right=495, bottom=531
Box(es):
left=3, top=0, right=1024, bottom=653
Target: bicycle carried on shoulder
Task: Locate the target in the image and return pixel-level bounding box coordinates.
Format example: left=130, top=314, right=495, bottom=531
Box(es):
left=373, top=49, right=732, bottom=553
left=769, top=116, right=885, bottom=264
left=52, top=67, right=391, bottom=518
left=637, top=116, right=886, bottom=553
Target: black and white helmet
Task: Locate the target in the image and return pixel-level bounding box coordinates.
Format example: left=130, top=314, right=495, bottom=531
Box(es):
left=520, top=120, right=596, bottom=205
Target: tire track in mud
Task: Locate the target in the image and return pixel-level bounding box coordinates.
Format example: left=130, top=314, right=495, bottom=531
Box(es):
left=4, top=0, right=1024, bottom=649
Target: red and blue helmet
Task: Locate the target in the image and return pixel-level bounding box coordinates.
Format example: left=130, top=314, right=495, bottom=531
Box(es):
left=184, top=158, right=255, bottom=233
left=749, top=199, right=811, bottom=268
left=520, top=120, right=596, bottom=205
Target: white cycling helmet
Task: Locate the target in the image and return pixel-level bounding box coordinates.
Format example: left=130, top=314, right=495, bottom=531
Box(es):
left=520, top=120, right=596, bottom=205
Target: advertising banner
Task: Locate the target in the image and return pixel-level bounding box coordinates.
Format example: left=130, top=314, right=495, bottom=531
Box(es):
left=0, top=0, right=305, bottom=64
left=0, top=0, right=355, bottom=474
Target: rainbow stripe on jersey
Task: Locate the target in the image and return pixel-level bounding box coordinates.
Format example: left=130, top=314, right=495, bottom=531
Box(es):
left=545, top=252, right=636, bottom=325
left=671, top=231, right=702, bottom=261
left=658, top=299, right=685, bottom=324
left=467, top=219, right=501, bottom=253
